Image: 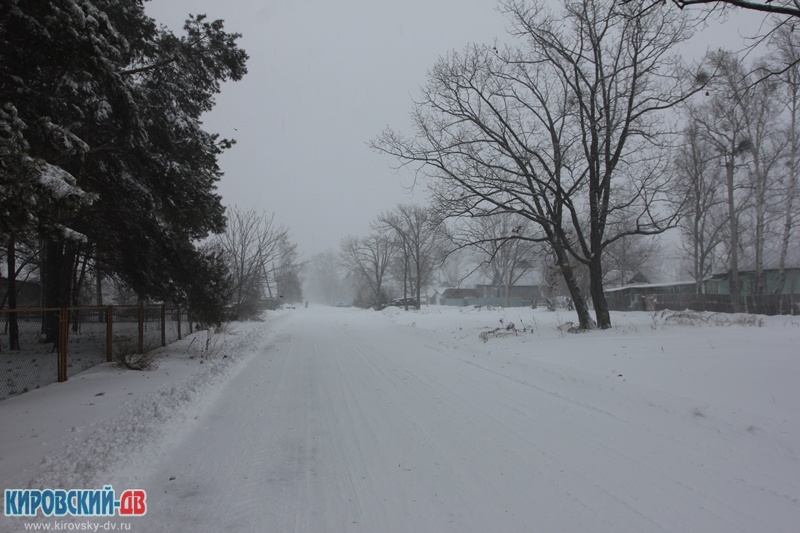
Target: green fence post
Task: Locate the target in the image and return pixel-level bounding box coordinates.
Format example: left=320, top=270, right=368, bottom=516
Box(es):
left=58, top=308, right=68, bottom=382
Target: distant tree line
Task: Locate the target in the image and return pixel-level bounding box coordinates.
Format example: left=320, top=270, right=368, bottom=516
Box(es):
left=210, top=206, right=303, bottom=319
left=339, top=204, right=448, bottom=309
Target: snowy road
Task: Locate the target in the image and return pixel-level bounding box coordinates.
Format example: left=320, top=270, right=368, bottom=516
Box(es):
left=101, top=306, right=798, bottom=533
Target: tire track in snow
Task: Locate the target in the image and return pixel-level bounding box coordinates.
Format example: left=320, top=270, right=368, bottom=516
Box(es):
left=304, top=315, right=663, bottom=532
left=338, top=314, right=794, bottom=533
left=69, top=307, right=798, bottom=532
left=449, top=354, right=799, bottom=531
left=340, top=328, right=662, bottom=533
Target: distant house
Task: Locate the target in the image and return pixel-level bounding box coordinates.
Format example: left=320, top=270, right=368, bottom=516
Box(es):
left=705, top=241, right=800, bottom=296
left=441, top=288, right=480, bottom=306
left=427, top=290, right=442, bottom=306
left=474, top=284, right=542, bottom=306
left=601, top=241, right=800, bottom=314
left=604, top=270, right=652, bottom=289
left=440, top=285, right=542, bottom=307
left=627, top=272, right=650, bottom=285
left=427, top=286, right=453, bottom=306
left=604, top=281, right=698, bottom=311
left=704, top=269, right=800, bottom=296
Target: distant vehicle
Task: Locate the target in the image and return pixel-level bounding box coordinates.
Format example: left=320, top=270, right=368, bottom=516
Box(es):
left=384, top=298, right=418, bottom=309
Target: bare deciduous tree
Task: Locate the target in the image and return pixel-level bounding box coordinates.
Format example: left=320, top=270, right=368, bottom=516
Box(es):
left=377, top=204, right=448, bottom=309
left=631, top=0, right=800, bottom=19
left=274, top=239, right=303, bottom=304
left=215, top=207, right=292, bottom=318
left=673, top=122, right=728, bottom=292
left=437, top=247, right=474, bottom=289
left=340, top=229, right=396, bottom=309
left=741, top=65, right=784, bottom=296
left=451, top=214, right=541, bottom=306
left=690, top=50, right=785, bottom=306
left=770, top=23, right=800, bottom=294
left=624, top=1, right=800, bottom=93
left=603, top=234, right=663, bottom=288
left=686, top=54, right=749, bottom=310
left=374, top=0, right=703, bottom=329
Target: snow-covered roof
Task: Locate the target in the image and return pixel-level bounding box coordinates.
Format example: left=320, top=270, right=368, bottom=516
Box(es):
left=604, top=280, right=698, bottom=293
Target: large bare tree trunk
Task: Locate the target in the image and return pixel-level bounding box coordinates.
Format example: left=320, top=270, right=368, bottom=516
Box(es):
left=7, top=237, right=20, bottom=351
left=41, top=240, right=76, bottom=343
left=774, top=168, right=797, bottom=295
left=588, top=253, right=612, bottom=329
left=551, top=241, right=594, bottom=330
left=725, top=158, right=743, bottom=313
left=774, top=25, right=800, bottom=296
left=95, top=269, right=103, bottom=305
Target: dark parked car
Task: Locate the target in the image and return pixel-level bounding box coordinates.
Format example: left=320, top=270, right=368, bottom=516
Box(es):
left=387, top=298, right=417, bottom=309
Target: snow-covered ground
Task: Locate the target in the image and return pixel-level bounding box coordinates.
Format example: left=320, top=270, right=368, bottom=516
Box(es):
left=1, top=305, right=798, bottom=532
left=1, top=313, right=183, bottom=401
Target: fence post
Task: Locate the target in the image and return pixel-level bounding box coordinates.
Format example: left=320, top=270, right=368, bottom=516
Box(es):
left=138, top=302, right=144, bottom=354
left=106, top=306, right=113, bottom=362
left=161, top=304, right=166, bottom=347
left=177, top=305, right=182, bottom=340
left=58, top=308, right=68, bottom=382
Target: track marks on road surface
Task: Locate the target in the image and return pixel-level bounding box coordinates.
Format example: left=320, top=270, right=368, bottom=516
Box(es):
left=106, top=308, right=799, bottom=532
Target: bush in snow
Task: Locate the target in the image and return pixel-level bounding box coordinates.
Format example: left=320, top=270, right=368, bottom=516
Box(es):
left=115, top=346, right=159, bottom=371
left=187, top=327, right=230, bottom=360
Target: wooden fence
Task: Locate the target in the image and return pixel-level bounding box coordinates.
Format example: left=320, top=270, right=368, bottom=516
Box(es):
left=607, top=292, right=800, bottom=315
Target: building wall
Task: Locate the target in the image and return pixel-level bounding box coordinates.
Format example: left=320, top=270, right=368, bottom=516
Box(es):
left=705, top=269, right=800, bottom=296
left=443, top=297, right=525, bottom=307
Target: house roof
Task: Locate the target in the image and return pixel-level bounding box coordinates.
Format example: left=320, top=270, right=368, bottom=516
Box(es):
left=627, top=272, right=650, bottom=284
left=442, top=288, right=479, bottom=299
left=604, top=280, right=698, bottom=293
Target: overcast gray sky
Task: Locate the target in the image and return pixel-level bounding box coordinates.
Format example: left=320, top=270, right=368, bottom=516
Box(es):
left=144, top=0, right=760, bottom=259
left=144, top=0, right=509, bottom=257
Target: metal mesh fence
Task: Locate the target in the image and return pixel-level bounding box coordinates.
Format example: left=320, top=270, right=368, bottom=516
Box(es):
left=142, top=305, right=163, bottom=354
left=1, top=309, right=60, bottom=400
left=164, top=307, right=183, bottom=345
left=1, top=304, right=187, bottom=401
left=110, top=306, right=139, bottom=362
left=66, top=308, right=109, bottom=376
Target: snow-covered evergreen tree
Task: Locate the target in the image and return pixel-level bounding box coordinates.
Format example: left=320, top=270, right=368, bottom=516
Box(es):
left=0, top=0, right=248, bottom=322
